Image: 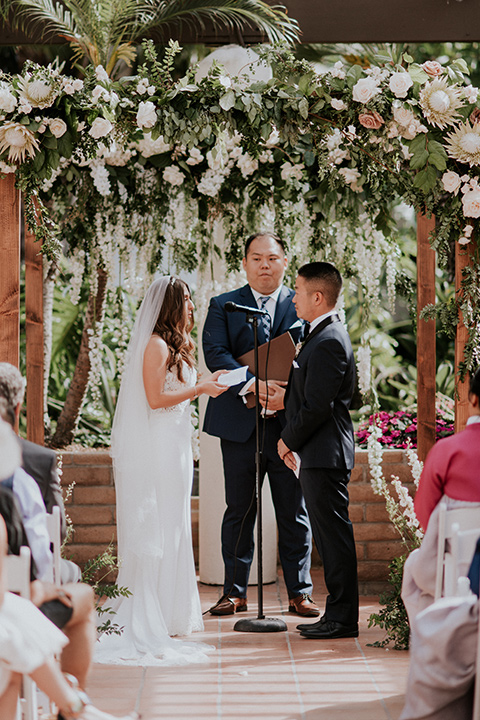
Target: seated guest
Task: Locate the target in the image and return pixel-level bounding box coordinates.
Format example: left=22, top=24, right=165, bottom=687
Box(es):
left=0, top=363, right=67, bottom=539
left=0, top=515, right=138, bottom=720
left=402, top=367, right=480, bottom=620
left=0, top=419, right=94, bottom=691
left=0, top=391, right=80, bottom=583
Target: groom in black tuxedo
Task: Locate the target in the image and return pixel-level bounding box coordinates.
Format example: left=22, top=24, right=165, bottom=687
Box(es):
left=202, top=233, right=318, bottom=617
left=278, top=262, right=359, bottom=639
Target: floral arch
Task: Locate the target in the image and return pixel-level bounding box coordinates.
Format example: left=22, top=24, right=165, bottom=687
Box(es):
left=0, top=43, right=479, bottom=449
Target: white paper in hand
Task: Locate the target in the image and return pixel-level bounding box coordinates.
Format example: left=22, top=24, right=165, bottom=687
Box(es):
left=218, top=366, right=248, bottom=387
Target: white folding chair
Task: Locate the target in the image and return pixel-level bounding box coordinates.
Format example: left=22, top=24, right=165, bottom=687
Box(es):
left=45, top=505, right=62, bottom=584
left=5, top=547, right=38, bottom=720
left=434, top=501, right=480, bottom=600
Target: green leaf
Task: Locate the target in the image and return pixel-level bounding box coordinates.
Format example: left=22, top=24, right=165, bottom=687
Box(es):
left=451, top=58, right=469, bottom=74
left=408, top=64, right=429, bottom=85
left=57, top=132, right=73, bottom=159
left=346, top=64, right=363, bottom=88
left=403, top=53, right=414, bottom=64
left=219, top=90, right=235, bottom=112
left=298, top=97, right=309, bottom=119
left=413, top=165, right=438, bottom=193
left=429, top=152, right=447, bottom=171
left=408, top=134, right=427, bottom=155
left=31, top=150, right=45, bottom=173
left=409, top=149, right=429, bottom=170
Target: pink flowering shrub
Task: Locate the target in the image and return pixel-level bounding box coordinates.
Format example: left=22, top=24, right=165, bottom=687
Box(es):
left=356, top=407, right=454, bottom=449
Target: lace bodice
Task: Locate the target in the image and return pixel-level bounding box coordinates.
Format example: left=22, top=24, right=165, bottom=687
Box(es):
left=151, top=364, right=196, bottom=414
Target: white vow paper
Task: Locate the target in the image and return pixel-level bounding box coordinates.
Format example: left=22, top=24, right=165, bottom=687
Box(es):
left=218, top=366, right=248, bottom=387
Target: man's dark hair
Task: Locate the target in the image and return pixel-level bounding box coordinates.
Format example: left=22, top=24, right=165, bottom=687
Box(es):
left=470, top=367, right=480, bottom=399
left=244, top=232, right=286, bottom=257
left=298, top=262, right=343, bottom=307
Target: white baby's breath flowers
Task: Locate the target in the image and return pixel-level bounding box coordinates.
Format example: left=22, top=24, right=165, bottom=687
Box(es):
left=136, top=132, right=170, bottom=158
left=367, top=425, right=384, bottom=495
left=357, top=342, right=372, bottom=396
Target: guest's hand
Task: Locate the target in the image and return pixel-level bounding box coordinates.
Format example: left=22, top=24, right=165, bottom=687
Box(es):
left=197, top=370, right=229, bottom=398
left=259, top=380, right=286, bottom=412
left=30, top=580, right=73, bottom=608
left=277, top=438, right=290, bottom=460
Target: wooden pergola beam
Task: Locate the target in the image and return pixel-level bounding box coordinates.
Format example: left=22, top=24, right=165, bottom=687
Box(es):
left=416, top=213, right=436, bottom=461
left=24, top=202, right=44, bottom=444
left=0, top=175, right=20, bottom=370
left=454, top=241, right=476, bottom=432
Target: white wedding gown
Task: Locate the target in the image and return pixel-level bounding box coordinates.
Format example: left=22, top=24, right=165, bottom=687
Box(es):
left=95, top=366, right=214, bottom=666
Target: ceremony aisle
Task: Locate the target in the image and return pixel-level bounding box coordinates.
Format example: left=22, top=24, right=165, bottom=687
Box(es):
left=87, top=569, right=409, bottom=720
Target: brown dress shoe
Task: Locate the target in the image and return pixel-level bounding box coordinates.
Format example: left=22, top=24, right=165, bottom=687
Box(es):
left=288, top=594, right=320, bottom=617
left=209, top=596, right=248, bottom=616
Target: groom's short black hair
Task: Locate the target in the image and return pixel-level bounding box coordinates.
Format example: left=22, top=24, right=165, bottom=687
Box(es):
left=244, top=232, right=286, bottom=257
left=470, top=367, right=480, bottom=399
left=298, top=262, right=342, bottom=308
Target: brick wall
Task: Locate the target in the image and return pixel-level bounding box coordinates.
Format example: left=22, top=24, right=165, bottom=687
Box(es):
left=60, top=449, right=413, bottom=592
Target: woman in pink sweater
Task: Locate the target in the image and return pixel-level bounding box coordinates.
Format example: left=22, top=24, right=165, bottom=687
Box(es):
left=414, top=367, right=480, bottom=530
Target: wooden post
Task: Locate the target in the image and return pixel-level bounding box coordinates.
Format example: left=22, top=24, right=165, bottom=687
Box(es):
left=24, top=201, right=44, bottom=444
left=454, top=240, right=476, bottom=432
left=0, top=174, right=21, bottom=368
left=416, top=212, right=437, bottom=461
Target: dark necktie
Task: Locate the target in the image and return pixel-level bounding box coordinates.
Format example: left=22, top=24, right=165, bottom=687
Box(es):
left=259, top=296, right=271, bottom=341
left=302, top=322, right=310, bottom=341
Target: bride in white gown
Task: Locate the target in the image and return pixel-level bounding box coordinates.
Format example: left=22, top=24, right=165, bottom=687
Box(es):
left=95, top=276, right=227, bottom=666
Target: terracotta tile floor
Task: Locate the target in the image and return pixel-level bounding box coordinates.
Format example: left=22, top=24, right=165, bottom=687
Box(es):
left=87, top=569, right=410, bottom=720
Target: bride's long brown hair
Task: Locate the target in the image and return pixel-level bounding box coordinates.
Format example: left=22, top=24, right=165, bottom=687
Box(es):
left=153, top=277, right=195, bottom=382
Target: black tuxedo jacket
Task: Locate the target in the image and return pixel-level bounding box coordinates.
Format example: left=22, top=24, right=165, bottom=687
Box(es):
left=202, top=283, right=302, bottom=443
left=282, top=315, right=355, bottom=470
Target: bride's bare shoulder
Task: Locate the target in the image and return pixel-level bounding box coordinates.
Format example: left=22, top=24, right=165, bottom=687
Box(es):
left=144, top=334, right=169, bottom=363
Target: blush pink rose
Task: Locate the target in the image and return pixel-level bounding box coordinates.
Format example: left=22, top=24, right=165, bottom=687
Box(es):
left=462, top=188, right=480, bottom=218
left=358, top=111, right=384, bottom=130
left=422, top=61, right=443, bottom=78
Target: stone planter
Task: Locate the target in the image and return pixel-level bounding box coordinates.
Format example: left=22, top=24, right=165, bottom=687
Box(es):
left=60, top=448, right=414, bottom=593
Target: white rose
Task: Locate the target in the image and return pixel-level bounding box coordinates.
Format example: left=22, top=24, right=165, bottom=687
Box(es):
left=0, top=88, right=17, bottom=113
left=63, top=83, right=75, bottom=96
left=331, top=98, right=347, bottom=111
left=95, top=66, right=109, bottom=82
left=49, top=118, right=67, bottom=138
left=462, top=188, right=480, bottom=218
left=92, top=86, right=103, bottom=102
left=352, top=77, right=380, bottom=104
left=280, top=161, right=304, bottom=181
left=393, top=106, right=416, bottom=127
left=458, top=235, right=471, bottom=245
left=331, top=61, right=346, bottom=80
left=163, top=166, right=185, bottom=186
left=237, top=154, right=258, bottom=178
left=441, top=171, right=462, bottom=195
left=464, top=224, right=474, bottom=238
left=136, top=82, right=147, bottom=95
left=89, top=117, right=113, bottom=139
left=339, top=167, right=361, bottom=184
left=136, top=100, right=157, bottom=129
left=389, top=72, right=413, bottom=99
left=72, top=79, right=84, bottom=92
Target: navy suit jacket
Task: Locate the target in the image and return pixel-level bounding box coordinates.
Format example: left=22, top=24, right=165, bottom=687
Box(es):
left=281, top=315, right=355, bottom=470
left=202, top=284, right=302, bottom=443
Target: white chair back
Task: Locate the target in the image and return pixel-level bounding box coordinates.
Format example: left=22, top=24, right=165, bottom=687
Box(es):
left=45, top=506, right=61, bottom=584
left=434, top=501, right=480, bottom=600
left=5, top=547, right=38, bottom=720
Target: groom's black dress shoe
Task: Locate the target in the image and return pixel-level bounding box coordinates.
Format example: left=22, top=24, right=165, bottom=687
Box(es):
left=299, top=620, right=359, bottom=639
left=296, top=615, right=328, bottom=632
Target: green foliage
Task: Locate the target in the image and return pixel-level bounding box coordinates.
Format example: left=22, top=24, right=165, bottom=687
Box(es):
left=368, top=554, right=411, bottom=650
left=82, top=543, right=131, bottom=636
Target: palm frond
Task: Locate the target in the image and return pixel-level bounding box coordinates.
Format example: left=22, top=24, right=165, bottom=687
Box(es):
left=7, top=0, right=81, bottom=42
left=129, top=0, right=300, bottom=45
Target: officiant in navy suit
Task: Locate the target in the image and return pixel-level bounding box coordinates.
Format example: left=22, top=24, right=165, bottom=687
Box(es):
left=278, top=261, right=359, bottom=639
left=202, top=232, right=318, bottom=617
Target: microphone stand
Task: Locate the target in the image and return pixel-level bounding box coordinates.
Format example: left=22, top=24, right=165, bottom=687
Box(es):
left=234, top=313, right=287, bottom=633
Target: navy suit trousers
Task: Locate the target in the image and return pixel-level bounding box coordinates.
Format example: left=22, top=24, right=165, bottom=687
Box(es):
left=220, top=417, right=312, bottom=599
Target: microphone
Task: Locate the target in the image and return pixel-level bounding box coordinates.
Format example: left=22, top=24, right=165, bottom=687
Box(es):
left=225, top=301, right=269, bottom=316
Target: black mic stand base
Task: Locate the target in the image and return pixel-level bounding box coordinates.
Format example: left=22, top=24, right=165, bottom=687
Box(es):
left=234, top=616, right=287, bottom=633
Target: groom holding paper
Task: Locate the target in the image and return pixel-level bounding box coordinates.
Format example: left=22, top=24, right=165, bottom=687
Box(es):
left=202, top=232, right=318, bottom=617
